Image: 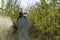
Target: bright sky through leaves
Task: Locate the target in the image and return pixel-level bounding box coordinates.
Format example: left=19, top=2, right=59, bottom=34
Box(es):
left=0, top=0, right=40, bottom=12
left=14, top=0, right=40, bottom=12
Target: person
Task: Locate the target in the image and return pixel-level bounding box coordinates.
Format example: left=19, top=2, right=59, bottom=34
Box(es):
left=14, top=11, right=30, bottom=40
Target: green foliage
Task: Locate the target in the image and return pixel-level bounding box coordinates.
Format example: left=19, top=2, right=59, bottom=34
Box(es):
left=27, top=0, right=60, bottom=40
left=0, top=0, right=60, bottom=40
left=55, top=36, right=60, bottom=40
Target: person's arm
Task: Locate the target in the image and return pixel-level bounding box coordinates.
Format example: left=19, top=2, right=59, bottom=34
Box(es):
left=13, top=23, right=17, bottom=30
left=12, top=22, right=17, bottom=34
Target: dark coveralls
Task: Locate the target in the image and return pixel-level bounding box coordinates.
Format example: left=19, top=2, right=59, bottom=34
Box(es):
left=14, top=12, right=30, bottom=40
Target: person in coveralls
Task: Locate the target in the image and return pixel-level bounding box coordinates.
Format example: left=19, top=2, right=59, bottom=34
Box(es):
left=13, top=9, right=30, bottom=40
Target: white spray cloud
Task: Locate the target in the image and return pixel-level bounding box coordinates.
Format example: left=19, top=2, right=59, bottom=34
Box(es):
left=0, top=15, right=13, bottom=30
left=0, top=15, right=13, bottom=40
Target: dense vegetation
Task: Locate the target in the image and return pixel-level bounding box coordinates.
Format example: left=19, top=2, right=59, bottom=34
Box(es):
left=0, top=0, right=60, bottom=40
